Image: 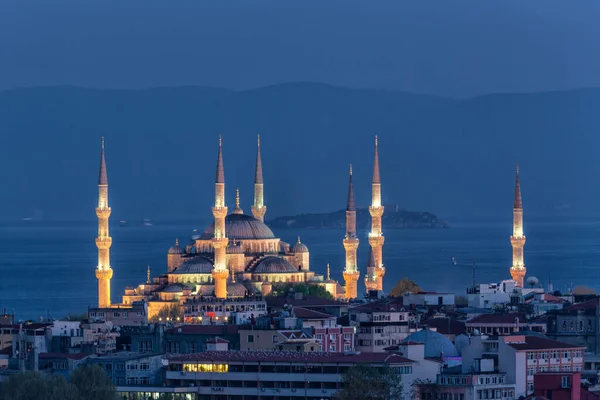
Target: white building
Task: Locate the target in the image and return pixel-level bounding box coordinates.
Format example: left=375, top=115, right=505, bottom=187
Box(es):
left=404, top=292, right=455, bottom=308
left=349, top=301, right=413, bottom=352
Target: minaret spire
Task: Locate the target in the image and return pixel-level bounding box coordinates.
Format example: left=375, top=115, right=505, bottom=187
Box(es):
left=95, top=137, right=113, bottom=308
left=510, top=163, right=526, bottom=287
left=343, top=164, right=360, bottom=299
left=251, top=135, right=267, bottom=222
left=212, top=136, right=229, bottom=299
left=147, top=266, right=151, bottom=284
left=366, top=135, right=385, bottom=293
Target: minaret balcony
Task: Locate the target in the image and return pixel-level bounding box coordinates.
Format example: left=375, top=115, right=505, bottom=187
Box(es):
left=368, top=236, right=385, bottom=247
left=368, top=206, right=384, bottom=217
left=343, top=270, right=360, bottom=281
left=212, top=237, right=229, bottom=249
left=343, top=238, right=359, bottom=250
left=96, top=208, right=112, bottom=219
left=510, top=235, right=526, bottom=246
left=95, top=268, right=113, bottom=280
left=212, top=206, right=228, bottom=218
left=95, top=237, right=113, bottom=249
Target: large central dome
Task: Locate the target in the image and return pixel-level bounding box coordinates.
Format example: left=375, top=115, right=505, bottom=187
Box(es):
left=200, top=213, right=276, bottom=240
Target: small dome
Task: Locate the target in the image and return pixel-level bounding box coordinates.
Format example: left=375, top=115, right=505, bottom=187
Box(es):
left=291, top=236, right=309, bottom=253
left=227, top=241, right=244, bottom=254
left=164, top=283, right=191, bottom=293
left=227, top=282, right=251, bottom=297
left=173, top=257, right=213, bottom=274
left=404, top=329, right=459, bottom=358
left=253, top=256, right=298, bottom=274
left=200, top=214, right=276, bottom=240
left=168, top=238, right=186, bottom=255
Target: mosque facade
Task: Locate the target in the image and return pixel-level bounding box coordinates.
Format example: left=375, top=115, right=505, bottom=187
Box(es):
left=95, top=136, right=384, bottom=319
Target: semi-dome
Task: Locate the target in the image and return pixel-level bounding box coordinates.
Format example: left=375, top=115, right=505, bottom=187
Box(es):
left=168, top=238, right=186, bottom=255
left=252, top=256, right=299, bottom=274
left=404, top=329, right=459, bottom=358
left=291, top=236, right=309, bottom=253
left=164, top=283, right=192, bottom=292
left=173, top=257, right=213, bottom=274
left=200, top=214, right=276, bottom=240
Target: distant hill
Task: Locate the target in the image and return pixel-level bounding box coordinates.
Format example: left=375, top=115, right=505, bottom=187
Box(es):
left=0, top=83, right=599, bottom=221
left=267, top=207, right=448, bottom=230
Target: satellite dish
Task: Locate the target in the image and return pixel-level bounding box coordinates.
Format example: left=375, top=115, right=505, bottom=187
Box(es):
left=178, top=328, right=182, bottom=333
left=473, top=329, right=480, bottom=335
left=526, top=276, right=539, bottom=288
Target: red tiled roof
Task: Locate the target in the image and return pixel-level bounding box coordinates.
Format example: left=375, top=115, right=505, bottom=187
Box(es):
left=206, top=338, right=229, bottom=344
left=467, top=313, right=525, bottom=325
left=506, top=336, right=585, bottom=351
left=166, top=324, right=239, bottom=335
left=350, top=300, right=404, bottom=313
left=39, top=352, right=92, bottom=360
left=292, top=307, right=334, bottom=320
left=422, top=318, right=466, bottom=335
left=563, top=298, right=598, bottom=312
left=168, top=350, right=413, bottom=364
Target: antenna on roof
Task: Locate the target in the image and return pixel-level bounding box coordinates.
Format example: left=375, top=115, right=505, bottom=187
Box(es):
left=472, top=260, right=476, bottom=287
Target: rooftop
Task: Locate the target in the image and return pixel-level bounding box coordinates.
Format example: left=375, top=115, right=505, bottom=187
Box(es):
left=467, top=313, right=526, bottom=325
left=165, top=324, right=239, bottom=336
left=39, top=352, right=92, bottom=361
left=266, top=296, right=345, bottom=309
left=168, top=350, right=413, bottom=364
left=506, top=336, right=585, bottom=351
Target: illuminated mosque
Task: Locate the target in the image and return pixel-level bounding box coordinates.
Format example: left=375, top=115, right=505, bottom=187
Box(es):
left=94, top=136, right=387, bottom=318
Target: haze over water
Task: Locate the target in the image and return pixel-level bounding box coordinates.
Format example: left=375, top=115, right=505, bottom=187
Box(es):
left=1, top=217, right=598, bottom=320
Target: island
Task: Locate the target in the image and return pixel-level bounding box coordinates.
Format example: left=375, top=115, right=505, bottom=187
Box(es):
left=267, top=205, right=448, bottom=230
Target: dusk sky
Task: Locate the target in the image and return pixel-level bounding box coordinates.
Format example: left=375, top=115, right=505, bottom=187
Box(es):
left=2, top=0, right=600, bottom=97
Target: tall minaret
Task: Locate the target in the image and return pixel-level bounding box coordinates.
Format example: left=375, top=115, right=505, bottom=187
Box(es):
left=251, top=135, right=267, bottom=222
left=95, top=137, right=113, bottom=308
left=510, top=164, right=526, bottom=287
left=365, top=136, right=385, bottom=292
left=343, top=165, right=360, bottom=299
left=212, top=136, right=229, bottom=299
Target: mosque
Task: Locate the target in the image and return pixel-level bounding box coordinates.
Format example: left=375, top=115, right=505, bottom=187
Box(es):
left=93, top=134, right=527, bottom=320
left=94, top=135, right=386, bottom=319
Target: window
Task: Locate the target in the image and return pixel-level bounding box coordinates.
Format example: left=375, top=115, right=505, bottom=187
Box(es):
left=126, top=363, right=138, bottom=370
left=127, top=377, right=138, bottom=385
left=561, top=375, right=571, bottom=388
left=248, top=335, right=254, bottom=343
left=344, top=333, right=351, bottom=340
left=561, top=365, right=571, bottom=372
left=115, top=363, right=124, bottom=370
left=272, top=335, right=279, bottom=343
left=139, top=363, right=150, bottom=370
left=563, top=351, right=571, bottom=359
left=550, top=351, right=558, bottom=359
left=527, top=382, right=534, bottom=393
left=90, top=312, right=96, bottom=317
left=187, top=341, right=196, bottom=353
left=527, top=368, right=536, bottom=376
left=527, top=352, right=536, bottom=360
left=115, top=378, right=125, bottom=385
left=105, top=363, right=112, bottom=370
left=540, top=352, right=547, bottom=359
left=136, top=311, right=143, bottom=316
left=580, top=320, right=584, bottom=331
left=140, top=377, right=150, bottom=385
left=138, top=340, right=152, bottom=353
left=344, top=344, right=351, bottom=352
left=114, top=312, right=120, bottom=318
left=329, top=344, right=336, bottom=352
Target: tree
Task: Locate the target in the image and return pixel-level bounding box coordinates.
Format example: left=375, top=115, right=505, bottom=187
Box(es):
left=268, top=283, right=333, bottom=299
left=334, top=365, right=403, bottom=400
left=149, top=303, right=183, bottom=323
left=71, top=364, right=117, bottom=400
left=0, top=372, right=79, bottom=400
left=389, top=278, right=422, bottom=297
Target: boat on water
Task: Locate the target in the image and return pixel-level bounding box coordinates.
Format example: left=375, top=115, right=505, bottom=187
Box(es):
left=452, top=257, right=457, bottom=266
left=143, top=219, right=153, bottom=227
left=119, top=220, right=128, bottom=227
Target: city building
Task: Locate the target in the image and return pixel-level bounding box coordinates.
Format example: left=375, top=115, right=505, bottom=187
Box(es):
left=403, top=329, right=461, bottom=366
left=38, top=353, right=92, bottom=379
left=466, top=281, right=517, bottom=309
left=416, top=359, right=516, bottom=400
left=165, top=349, right=436, bottom=399
left=404, top=292, right=456, bottom=308
left=462, top=335, right=586, bottom=398
left=529, top=371, right=600, bottom=400
left=349, top=300, right=412, bottom=352
left=164, top=325, right=241, bottom=354
left=182, top=295, right=267, bottom=325
left=546, top=297, right=600, bottom=355
left=85, top=351, right=165, bottom=386
left=88, top=301, right=148, bottom=326
left=465, top=313, right=546, bottom=335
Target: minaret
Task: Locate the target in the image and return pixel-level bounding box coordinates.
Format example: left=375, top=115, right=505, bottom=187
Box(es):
left=343, top=164, right=360, bottom=299
left=365, top=136, right=385, bottom=292
left=211, top=136, right=229, bottom=299
left=510, top=164, right=526, bottom=287
left=95, top=137, right=113, bottom=308
left=251, top=135, right=267, bottom=222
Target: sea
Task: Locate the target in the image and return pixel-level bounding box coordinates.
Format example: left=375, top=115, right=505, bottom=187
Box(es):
left=1, top=217, right=599, bottom=320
